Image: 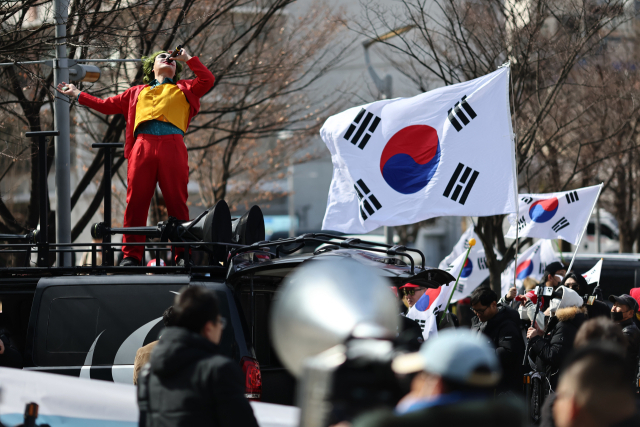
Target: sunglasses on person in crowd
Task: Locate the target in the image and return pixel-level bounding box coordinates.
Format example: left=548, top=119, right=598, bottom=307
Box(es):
left=403, top=287, right=426, bottom=296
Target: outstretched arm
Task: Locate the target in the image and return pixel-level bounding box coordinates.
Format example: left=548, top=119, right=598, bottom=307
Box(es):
left=57, top=82, right=126, bottom=116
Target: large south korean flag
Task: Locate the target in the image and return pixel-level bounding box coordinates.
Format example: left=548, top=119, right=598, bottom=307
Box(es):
left=505, top=184, right=602, bottom=244
left=322, top=67, right=517, bottom=233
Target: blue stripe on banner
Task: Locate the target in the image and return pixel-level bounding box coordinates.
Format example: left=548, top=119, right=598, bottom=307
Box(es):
left=1, top=414, right=137, bottom=427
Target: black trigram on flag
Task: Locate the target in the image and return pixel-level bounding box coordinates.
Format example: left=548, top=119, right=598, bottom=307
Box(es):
left=552, top=217, right=570, bottom=232
left=443, top=163, right=479, bottom=205
left=539, top=263, right=546, bottom=274
left=354, top=179, right=382, bottom=220
left=447, top=95, right=477, bottom=132
left=344, top=108, right=381, bottom=150
left=565, top=191, right=579, bottom=204
left=478, top=257, right=488, bottom=270
left=517, top=215, right=527, bottom=232
left=521, top=196, right=534, bottom=204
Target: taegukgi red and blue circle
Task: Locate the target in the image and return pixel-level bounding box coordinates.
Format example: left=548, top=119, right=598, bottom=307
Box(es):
left=516, top=259, right=534, bottom=279
left=528, top=197, right=559, bottom=223
left=460, top=258, right=473, bottom=278
left=379, top=125, right=441, bottom=194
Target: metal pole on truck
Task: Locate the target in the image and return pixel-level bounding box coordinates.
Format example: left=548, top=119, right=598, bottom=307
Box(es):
left=53, top=0, right=72, bottom=266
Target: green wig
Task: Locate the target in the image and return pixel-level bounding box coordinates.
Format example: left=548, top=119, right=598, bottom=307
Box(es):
left=141, top=51, right=183, bottom=84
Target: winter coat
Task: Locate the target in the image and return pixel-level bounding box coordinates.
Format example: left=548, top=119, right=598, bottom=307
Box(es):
left=351, top=394, right=527, bottom=427
left=78, top=57, right=215, bottom=159
left=528, top=306, right=587, bottom=390
left=471, top=305, right=526, bottom=395
left=140, top=327, right=258, bottom=427
left=619, top=318, right=640, bottom=381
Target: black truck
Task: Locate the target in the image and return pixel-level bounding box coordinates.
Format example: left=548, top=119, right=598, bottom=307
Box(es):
left=0, top=230, right=449, bottom=405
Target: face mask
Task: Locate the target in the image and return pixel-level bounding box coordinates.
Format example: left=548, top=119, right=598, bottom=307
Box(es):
left=611, top=311, right=624, bottom=322
left=554, top=275, right=564, bottom=282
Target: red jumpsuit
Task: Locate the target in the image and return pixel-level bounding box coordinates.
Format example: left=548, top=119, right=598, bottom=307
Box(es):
left=78, top=57, right=215, bottom=262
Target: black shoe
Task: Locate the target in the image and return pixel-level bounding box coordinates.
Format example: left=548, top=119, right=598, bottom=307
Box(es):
left=176, top=255, right=193, bottom=267
left=120, top=257, right=140, bottom=267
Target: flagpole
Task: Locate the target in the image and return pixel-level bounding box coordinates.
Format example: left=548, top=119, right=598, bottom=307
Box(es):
left=508, top=62, right=519, bottom=292
left=439, top=238, right=476, bottom=326
left=566, top=183, right=603, bottom=274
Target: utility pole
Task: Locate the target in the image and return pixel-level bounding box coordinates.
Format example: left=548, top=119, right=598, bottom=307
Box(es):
left=54, top=0, right=72, bottom=266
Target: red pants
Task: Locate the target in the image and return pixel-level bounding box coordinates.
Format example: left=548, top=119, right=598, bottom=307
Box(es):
left=122, top=134, right=189, bottom=262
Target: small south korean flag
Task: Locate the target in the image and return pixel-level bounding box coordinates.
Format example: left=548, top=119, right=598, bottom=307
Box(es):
left=406, top=282, right=456, bottom=340
left=505, top=184, right=602, bottom=244
left=582, top=259, right=603, bottom=285
left=321, top=66, right=517, bottom=233
left=500, top=239, right=561, bottom=296
left=445, top=242, right=492, bottom=303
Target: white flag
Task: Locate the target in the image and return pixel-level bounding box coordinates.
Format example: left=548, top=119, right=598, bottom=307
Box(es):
left=505, top=184, right=602, bottom=244
left=500, top=239, right=561, bottom=297
left=582, top=259, right=603, bottom=285
left=438, top=227, right=477, bottom=270
left=406, top=283, right=455, bottom=340
left=321, top=67, right=517, bottom=233
left=446, top=245, right=491, bottom=303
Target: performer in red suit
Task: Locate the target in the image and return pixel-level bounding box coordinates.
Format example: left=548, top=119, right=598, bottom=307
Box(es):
left=58, top=49, right=215, bottom=266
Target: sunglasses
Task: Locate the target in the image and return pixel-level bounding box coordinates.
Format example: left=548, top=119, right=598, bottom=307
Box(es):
left=403, top=288, right=425, bottom=296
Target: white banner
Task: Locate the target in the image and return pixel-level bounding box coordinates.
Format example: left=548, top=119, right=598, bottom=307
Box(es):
left=582, top=259, right=603, bottom=285
left=500, top=239, right=561, bottom=297
left=505, top=185, right=602, bottom=245
left=322, top=67, right=517, bottom=233
left=0, top=368, right=298, bottom=427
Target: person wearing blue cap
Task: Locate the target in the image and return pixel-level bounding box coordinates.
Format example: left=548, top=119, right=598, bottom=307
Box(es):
left=349, top=329, right=526, bottom=427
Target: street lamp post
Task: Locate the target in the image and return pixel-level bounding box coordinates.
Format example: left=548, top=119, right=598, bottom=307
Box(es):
left=362, top=25, right=414, bottom=245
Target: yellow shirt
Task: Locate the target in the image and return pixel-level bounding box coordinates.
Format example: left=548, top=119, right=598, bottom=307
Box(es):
left=134, top=81, right=190, bottom=133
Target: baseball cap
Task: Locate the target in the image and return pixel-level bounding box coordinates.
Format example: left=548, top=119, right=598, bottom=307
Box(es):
left=608, top=294, right=639, bottom=313
left=391, top=329, right=501, bottom=387
left=399, top=283, right=422, bottom=289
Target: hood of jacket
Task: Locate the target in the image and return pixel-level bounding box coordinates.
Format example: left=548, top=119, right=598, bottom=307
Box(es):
left=149, top=326, right=218, bottom=378
left=556, top=306, right=588, bottom=323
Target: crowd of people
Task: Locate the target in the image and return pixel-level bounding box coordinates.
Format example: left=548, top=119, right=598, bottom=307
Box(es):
left=129, top=265, right=640, bottom=427
left=386, top=262, right=640, bottom=427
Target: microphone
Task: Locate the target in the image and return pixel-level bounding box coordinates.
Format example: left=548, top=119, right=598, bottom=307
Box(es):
left=166, top=45, right=183, bottom=63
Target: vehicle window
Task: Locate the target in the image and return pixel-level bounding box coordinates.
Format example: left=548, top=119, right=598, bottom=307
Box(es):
left=37, top=284, right=180, bottom=367
left=593, top=268, right=635, bottom=300
left=46, top=298, right=99, bottom=353
left=36, top=283, right=239, bottom=368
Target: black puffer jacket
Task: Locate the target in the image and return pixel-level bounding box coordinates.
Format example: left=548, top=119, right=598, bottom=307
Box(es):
left=142, top=327, right=258, bottom=427
left=471, top=305, right=525, bottom=395
left=528, top=306, right=587, bottom=390
left=619, top=318, right=640, bottom=380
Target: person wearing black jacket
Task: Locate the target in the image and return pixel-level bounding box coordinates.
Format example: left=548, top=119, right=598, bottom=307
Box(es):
left=609, top=294, right=640, bottom=382
left=527, top=286, right=587, bottom=390
left=470, top=287, right=525, bottom=395
left=560, top=273, right=609, bottom=319
left=138, top=286, right=258, bottom=427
